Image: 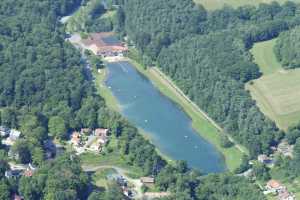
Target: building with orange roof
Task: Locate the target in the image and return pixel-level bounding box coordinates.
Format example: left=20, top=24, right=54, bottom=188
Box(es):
left=81, top=32, right=128, bottom=57
left=266, top=180, right=284, bottom=193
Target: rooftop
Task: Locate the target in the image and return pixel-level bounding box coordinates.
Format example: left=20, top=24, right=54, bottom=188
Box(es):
left=267, top=180, right=283, bottom=189
left=81, top=32, right=128, bottom=54
left=82, top=32, right=122, bottom=48
left=94, top=128, right=109, bottom=137
left=140, top=177, right=155, bottom=183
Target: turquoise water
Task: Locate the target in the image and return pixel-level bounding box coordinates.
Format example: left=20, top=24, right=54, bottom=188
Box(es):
left=105, top=61, right=226, bottom=173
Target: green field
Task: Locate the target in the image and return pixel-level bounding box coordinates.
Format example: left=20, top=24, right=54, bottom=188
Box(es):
left=91, top=168, right=117, bottom=188
left=194, top=0, right=300, bottom=10
left=250, top=39, right=282, bottom=75
left=246, top=39, right=300, bottom=130
left=127, top=49, right=245, bottom=172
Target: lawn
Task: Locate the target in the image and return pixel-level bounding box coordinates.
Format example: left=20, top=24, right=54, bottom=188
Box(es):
left=91, top=168, right=117, bottom=188
left=80, top=151, right=143, bottom=177
left=250, top=39, right=282, bottom=75
left=246, top=39, right=300, bottom=130
left=194, top=0, right=300, bottom=10
left=127, top=49, right=245, bottom=172
left=246, top=69, right=300, bottom=130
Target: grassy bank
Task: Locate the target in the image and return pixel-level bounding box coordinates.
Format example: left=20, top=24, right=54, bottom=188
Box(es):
left=127, top=51, right=245, bottom=172
left=92, top=66, right=120, bottom=111
left=91, top=61, right=174, bottom=165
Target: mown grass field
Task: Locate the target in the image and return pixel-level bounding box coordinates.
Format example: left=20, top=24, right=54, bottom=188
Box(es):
left=194, top=0, right=300, bottom=10
left=127, top=49, right=245, bottom=172
left=246, top=39, right=300, bottom=130
left=250, top=39, right=282, bottom=75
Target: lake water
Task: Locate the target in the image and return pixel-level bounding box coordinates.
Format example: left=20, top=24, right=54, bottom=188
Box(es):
left=105, top=61, right=226, bottom=173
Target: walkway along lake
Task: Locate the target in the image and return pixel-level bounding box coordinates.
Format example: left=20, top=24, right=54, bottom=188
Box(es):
left=105, top=61, right=226, bottom=173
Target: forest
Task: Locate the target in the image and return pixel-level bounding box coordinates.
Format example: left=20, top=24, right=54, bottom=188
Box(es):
left=116, top=0, right=300, bottom=157
left=0, top=0, right=162, bottom=198
left=274, top=26, right=300, bottom=69
left=0, top=0, right=267, bottom=199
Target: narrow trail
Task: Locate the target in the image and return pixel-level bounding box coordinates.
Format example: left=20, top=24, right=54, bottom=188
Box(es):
left=150, top=67, right=247, bottom=154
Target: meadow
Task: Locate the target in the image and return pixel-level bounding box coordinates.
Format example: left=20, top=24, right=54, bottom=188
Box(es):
left=250, top=39, right=282, bottom=75
left=194, top=0, right=300, bottom=10
left=246, top=39, right=300, bottom=130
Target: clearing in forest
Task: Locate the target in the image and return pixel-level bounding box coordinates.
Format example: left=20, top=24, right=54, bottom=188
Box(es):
left=194, top=0, right=300, bottom=10
left=250, top=39, right=282, bottom=75
left=246, top=39, right=300, bottom=130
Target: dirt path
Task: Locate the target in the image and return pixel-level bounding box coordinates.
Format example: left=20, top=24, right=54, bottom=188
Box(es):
left=149, top=67, right=247, bottom=154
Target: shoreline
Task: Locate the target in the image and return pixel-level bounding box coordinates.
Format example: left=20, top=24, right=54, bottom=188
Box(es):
left=69, top=31, right=245, bottom=171
left=91, top=61, right=174, bottom=166
left=124, top=56, right=245, bottom=172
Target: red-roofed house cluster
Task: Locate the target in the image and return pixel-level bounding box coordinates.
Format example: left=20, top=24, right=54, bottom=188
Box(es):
left=264, top=180, right=295, bottom=200
left=70, top=128, right=109, bottom=154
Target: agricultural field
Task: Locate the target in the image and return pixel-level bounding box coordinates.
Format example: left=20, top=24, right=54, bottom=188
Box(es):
left=246, top=39, right=300, bottom=130
left=194, top=0, right=300, bottom=10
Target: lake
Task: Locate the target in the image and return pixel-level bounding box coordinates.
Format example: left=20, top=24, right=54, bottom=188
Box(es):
left=105, top=61, right=225, bottom=173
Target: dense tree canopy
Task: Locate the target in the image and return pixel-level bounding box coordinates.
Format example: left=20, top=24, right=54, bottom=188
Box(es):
left=19, top=154, right=89, bottom=200
left=121, top=0, right=207, bottom=60
left=0, top=0, right=168, bottom=198
left=117, top=0, right=300, bottom=157
left=157, top=31, right=278, bottom=156
left=0, top=0, right=295, bottom=199
left=155, top=161, right=265, bottom=200
left=274, top=26, right=300, bottom=69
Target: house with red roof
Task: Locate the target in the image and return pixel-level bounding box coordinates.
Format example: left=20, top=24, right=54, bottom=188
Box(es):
left=80, top=32, right=128, bottom=57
